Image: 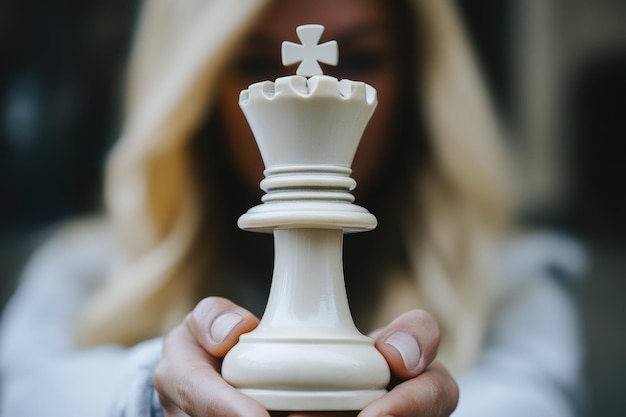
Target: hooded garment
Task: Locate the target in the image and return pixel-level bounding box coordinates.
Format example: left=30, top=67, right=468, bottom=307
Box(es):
left=0, top=1, right=586, bottom=416
left=76, top=0, right=514, bottom=371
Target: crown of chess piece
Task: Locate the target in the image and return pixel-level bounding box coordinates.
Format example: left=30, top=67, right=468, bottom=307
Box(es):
left=221, top=24, right=391, bottom=411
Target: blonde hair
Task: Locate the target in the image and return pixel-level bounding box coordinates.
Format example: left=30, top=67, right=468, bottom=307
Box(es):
left=76, top=0, right=513, bottom=374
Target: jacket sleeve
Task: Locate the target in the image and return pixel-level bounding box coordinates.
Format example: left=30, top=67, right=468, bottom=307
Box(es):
left=453, top=234, right=588, bottom=417
left=0, top=221, right=164, bottom=417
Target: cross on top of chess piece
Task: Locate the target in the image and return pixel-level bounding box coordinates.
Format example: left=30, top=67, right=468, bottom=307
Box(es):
left=281, top=24, right=338, bottom=77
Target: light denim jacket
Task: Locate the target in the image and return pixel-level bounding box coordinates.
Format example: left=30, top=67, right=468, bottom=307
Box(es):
left=0, top=223, right=587, bottom=417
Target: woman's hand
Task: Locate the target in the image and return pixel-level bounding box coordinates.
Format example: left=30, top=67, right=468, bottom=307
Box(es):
left=154, top=297, right=269, bottom=417
left=362, top=310, right=458, bottom=417
left=281, top=311, right=458, bottom=417
left=154, top=297, right=458, bottom=417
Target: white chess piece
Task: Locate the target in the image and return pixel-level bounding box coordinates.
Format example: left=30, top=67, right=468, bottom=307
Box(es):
left=221, top=24, right=390, bottom=411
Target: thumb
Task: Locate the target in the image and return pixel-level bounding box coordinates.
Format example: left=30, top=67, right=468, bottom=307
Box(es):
left=185, top=296, right=259, bottom=357
left=373, top=309, right=441, bottom=380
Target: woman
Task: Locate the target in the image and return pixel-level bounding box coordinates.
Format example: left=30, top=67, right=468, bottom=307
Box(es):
left=0, top=0, right=586, bottom=416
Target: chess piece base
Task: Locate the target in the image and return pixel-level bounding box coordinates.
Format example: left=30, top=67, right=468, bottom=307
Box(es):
left=240, top=388, right=387, bottom=411
left=222, top=228, right=390, bottom=410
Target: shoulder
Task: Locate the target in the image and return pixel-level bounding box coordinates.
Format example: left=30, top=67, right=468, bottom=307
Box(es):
left=498, top=231, right=588, bottom=292
left=5, top=215, right=117, bottom=314
left=0, top=216, right=118, bottom=370
left=486, top=232, right=587, bottom=369
left=23, top=215, right=115, bottom=284
left=489, top=231, right=588, bottom=339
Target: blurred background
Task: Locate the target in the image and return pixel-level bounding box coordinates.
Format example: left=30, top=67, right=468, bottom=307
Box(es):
left=0, top=0, right=624, bottom=415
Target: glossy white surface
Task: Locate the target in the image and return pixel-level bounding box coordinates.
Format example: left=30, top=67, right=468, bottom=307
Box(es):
left=239, top=75, right=376, bottom=170
left=221, top=24, right=389, bottom=411
left=222, top=230, right=390, bottom=410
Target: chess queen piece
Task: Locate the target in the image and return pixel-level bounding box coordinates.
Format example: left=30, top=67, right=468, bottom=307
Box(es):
left=221, top=24, right=391, bottom=411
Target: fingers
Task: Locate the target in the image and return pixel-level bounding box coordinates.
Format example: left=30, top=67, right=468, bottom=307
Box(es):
left=157, top=301, right=449, bottom=417
left=358, top=362, right=459, bottom=417
left=364, top=311, right=457, bottom=416
left=373, top=309, right=441, bottom=380
left=155, top=321, right=269, bottom=417
left=154, top=297, right=266, bottom=417
left=185, top=296, right=259, bottom=358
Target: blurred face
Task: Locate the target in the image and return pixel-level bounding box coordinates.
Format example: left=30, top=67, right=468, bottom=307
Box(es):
left=216, top=0, right=404, bottom=193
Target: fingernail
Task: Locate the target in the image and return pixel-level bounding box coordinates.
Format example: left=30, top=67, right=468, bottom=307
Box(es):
left=385, top=331, right=421, bottom=372
left=210, top=312, right=243, bottom=344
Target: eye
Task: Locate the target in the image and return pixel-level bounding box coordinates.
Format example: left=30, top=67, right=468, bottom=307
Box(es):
left=343, top=52, right=385, bottom=72
left=326, top=50, right=390, bottom=80
left=232, top=55, right=285, bottom=81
